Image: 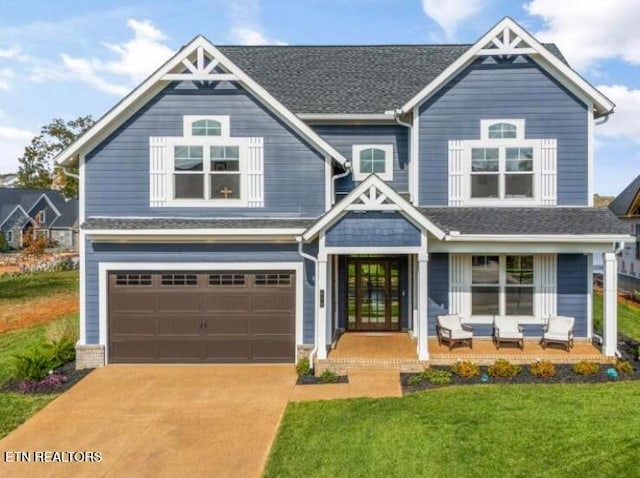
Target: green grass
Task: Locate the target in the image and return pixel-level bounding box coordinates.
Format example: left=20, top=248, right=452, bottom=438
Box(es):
left=265, top=382, right=640, bottom=478
left=0, top=270, right=78, bottom=302
left=593, top=291, right=640, bottom=341
left=0, top=393, right=56, bottom=439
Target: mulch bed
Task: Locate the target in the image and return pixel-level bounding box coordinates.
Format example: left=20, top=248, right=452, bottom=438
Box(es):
left=1, top=361, right=93, bottom=395
left=402, top=360, right=640, bottom=395
left=296, top=375, right=349, bottom=385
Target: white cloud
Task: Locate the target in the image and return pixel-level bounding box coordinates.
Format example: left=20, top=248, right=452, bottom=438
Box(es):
left=42, top=18, right=174, bottom=96
left=594, top=85, right=640, bottom=142
left=421, top=0, right=486, bottom=38
left=0, top=46, right=20, bottom=58
left=525, top=0, right=640, bottom=70
left=0, top=68, right=14, bottom=90
left=0, top=125, right=35, bottom=174
left=228, top=0, right=286, bottom=45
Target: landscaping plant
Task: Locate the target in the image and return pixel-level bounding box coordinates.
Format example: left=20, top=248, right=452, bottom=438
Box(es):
left=18, top=373, right=67, bottom=393
left=529, top=360, right=556, bottom=378
left=451, top=360, right=480, bottom=378
left=572, top=361, right=599, bottom=376
left=615, top=360, right=634, bottom=374
left=488, top=359, right=521, bottom=378
left=422, top=369, right=452, bottom=385
left=11, top=347, right=59, bottom=381
left=295, top=357, right=312, bottom=377
left=320, top=370, right=339, bottom=384
left=407, top=374, right=423, bottom=386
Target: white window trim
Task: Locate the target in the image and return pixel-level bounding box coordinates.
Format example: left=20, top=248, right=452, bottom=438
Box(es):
left=182, top=115, right=230, bottom=138
left=480, top=119, right=525, bottom=140
left=352, top=144, right=394, bottom=181
left=470, top=254, right=535, bottom=321
left=6, top=230, right=13, bottom=243
left=461, top=138, right=543, bottom=206
left=37, top=210, right=46, bottom=225
left=164, top=136, right=250, bottom=208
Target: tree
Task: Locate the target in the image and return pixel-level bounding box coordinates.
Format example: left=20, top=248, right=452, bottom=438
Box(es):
left=17, top=116, right=94, bottom=198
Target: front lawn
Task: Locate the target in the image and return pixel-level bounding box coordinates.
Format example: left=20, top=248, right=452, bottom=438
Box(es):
left=0, top=269, right=78, bottom=302
left=0, top=392, right=56, bottom=439
left=593, top=291, right=640, bottom=341
left=265, top=382, right=640, bottom=477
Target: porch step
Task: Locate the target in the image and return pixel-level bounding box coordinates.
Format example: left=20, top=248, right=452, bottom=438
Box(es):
left=315, top=357, right=428, bottom=375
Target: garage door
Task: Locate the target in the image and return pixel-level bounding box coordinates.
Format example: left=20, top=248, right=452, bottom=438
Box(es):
left=108, top=271, right=295, bottom=363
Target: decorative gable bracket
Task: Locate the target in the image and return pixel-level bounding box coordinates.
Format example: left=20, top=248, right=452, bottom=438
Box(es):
left=477, top=26, right=537, bottom=57
left=161, top=46, right=239, bottom=82
left=347, top=185, right=401, bottom=211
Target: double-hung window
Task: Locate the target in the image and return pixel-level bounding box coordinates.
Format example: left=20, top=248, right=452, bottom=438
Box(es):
left=471, top=255, right=534, bottom=317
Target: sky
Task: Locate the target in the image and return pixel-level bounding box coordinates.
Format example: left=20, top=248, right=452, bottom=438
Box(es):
left=0, top=0, right=638, bottom=196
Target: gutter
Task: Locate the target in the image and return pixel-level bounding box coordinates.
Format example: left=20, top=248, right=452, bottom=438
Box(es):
left=296, top=236, right=319, bottom=369
left=331, top=161, right=351, bottom=205
left=55, top=162, right=80, bottom=180
left=393, top=108, right=412, bottom=129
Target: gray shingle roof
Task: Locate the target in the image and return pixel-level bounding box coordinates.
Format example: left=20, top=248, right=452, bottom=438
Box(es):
left=418, top=207, right=629, bottom=236
left=82, top=217, right=316, bottom=230
left=0, top=188, right=78, bottom=228
left=608, top=174, right=640, bottom=216
left=218, top=44, right=566, bottom=115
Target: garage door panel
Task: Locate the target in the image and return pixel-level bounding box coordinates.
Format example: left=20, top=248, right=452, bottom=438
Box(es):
left=109, top=270, right=295, bottom=363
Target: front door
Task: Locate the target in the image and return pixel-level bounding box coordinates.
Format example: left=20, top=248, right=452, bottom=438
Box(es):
left=346, top=258, right=400, bottom=331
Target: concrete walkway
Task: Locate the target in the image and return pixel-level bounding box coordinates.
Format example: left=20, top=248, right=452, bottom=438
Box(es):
left=0, top=365, right=296, bottom=478
left=290, top=368, right=402, bottom=402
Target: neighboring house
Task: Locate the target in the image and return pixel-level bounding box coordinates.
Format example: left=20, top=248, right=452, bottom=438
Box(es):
left=0, top=188, right=79, bottom=250
left=56, top=17, right=631, bottom=369
left=0, top=173, right=18, bottom=188
left=609, top=174, right=640, bottom=290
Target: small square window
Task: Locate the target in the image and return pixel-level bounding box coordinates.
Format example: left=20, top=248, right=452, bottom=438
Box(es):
left=352, top=144, right=393, bottom=181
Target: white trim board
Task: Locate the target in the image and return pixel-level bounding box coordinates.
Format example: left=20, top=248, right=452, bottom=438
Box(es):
left=96, top=261, right=304, bottom=365
left=0, top=205, right=34, bottom=229
left=55, top=36, right=347, bottom=168
left=400, top=17, right=614, bottom=117
left=84, top=228, right=306, bottom=236
left=26, top=193, right=62, bottom=218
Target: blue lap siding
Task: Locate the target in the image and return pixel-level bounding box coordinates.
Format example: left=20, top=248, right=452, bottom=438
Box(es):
left=85, top=81, right=326, bottom=218
left=418, top=58, right=588, bottom=206
left=84, top=240, right=316, bottom=345
left=325, top=212, right=421, bottom=247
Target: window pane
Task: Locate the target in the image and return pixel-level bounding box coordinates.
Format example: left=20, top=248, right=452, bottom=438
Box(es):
left=506, top=255, right=533, bottom=284
left=506, top=148, right=533, bottom=172
left=359, top=148, right=386, bottom=175
left=210, top=174, right=240, bottom=199
left=192, top=119, right=221, bottom=136
left=360, top=158, right=373, bottom=173
left=472, top=255, right=500, bottom=284
left=471, top=174, right=499, bottom=198
left=371, top=159, right=386, bottom=173
left=505, top=287, right=533, bottom=315
left=174, top=174, right=204, bottom=199
left=505, top=174, right=533, bottom=198
left=488, top=123, right=517, bottom=139
left=471, top=148, right=499, bottom=172
left=372, top=148, right=386, bottom=160
left=175, top=146, right=203, bottom=171
left=472, top=286, right=500, bottom=315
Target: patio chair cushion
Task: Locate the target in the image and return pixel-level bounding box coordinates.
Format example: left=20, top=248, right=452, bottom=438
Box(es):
left=437, top=314, right=464, bottom=332
left=546, top=316, right=574, bottom=336
left=449, top=329, right=473, bottom=340
left=543, top=332, right=572, bottom=342
left=493, top=316, right=523, bottom=339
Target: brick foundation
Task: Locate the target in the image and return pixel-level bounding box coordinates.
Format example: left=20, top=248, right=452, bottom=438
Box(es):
left=296, top=344, right=314, bottom=361
left=76, top=344, right=105, bottom=369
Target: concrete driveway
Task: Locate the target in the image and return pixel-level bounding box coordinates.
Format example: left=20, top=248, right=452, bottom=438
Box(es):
left=0, top=365, right=296, bottom=478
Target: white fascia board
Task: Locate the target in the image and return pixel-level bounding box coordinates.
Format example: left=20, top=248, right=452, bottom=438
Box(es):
left=301, top=174, right=446, bottom=241
left=443, top=234, right=632, bottom=243
left=27, top=193, right=62, bottom=217
left=55, top=36, right=347, bottom=167
left=297, top=113, right=396, bottom=124
left=0, top=205, right=33, bottom=228
left=399, top=17, right=615, bottom=117
left=429, top=241, right=620, bottom=254
left=84, top=228, right=306, bottom=236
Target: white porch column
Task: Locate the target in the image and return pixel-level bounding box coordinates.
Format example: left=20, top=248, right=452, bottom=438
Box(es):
left=417, top=231, right=429, bottom=360
left=603, top=252, right=618, bottom=357
left=316, top=259, right=329, bottom=359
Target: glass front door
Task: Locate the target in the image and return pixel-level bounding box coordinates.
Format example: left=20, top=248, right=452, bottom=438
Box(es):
left=347, top=258, right=400, bottom=331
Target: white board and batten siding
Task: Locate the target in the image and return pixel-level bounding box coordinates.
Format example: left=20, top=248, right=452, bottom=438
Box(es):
left=448, top=254, right=557, bottom=321
left=540, top=139, right=557, bottom=206
left=448, top=141, right=465, bottom=207
left=148, top=136, right=264, bottom=208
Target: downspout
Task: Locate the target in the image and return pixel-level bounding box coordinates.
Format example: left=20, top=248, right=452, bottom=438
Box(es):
left=297, top=236, right=319, bottom=368
left=393, top=108, right=412, bottom=129
left=55, top=162, right=80, bottom=180
left=595, top=111, right=612, bottom=126
left=331, top=161, right=351, bottom=205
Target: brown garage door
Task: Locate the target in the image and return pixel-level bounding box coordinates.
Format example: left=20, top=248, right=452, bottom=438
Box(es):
left=108, top=271, right=295, bottom=363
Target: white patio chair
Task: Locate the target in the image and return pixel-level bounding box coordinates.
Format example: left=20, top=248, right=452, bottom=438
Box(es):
left=492, top=316, right=524, bottom=350
left=436, top=314, right=474, bottom=351
left=541, top=316, right=575, bottom=352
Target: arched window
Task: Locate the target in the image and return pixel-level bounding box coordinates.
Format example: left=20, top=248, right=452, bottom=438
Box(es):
left=488, top=122, right=517, bottom=139
left=192, top=119, right=222, bottom=136
left=352, top=144, right=393, bottom=181
left=359, top=148, right=386, bottom=174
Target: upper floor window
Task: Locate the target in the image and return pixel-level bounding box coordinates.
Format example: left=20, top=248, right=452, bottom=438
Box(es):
left=5, top=231, right=12, bottom=243
left=481, top=119, right=524, bottom=140
left=471, top=146, right=534, bottom=199
left=192, top=119, right=222, bottom=136
left=352, top=144, right=393, bottom=181
left=36, top=210, right=46, bottom=225
left=488, top=122, right=517, bottom=139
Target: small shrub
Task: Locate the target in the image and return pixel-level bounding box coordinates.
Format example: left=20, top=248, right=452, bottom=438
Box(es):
left=0, top=233, right=9, bottom=253
left=572, top=361, right=599, bottom=376
left=43, top=336, right=76, bottom=365
left=529, top=360, right=556, bottom=378
left=422, top=369, right=452, bottom=385
left=21, top=228, right=49, bottom=255
left=295, top=357, right=312, bottom=377
left=320, top=370, right=339, bottom=384
left=11, top=348, right=59, bottom=381
left=407, top=374, right=423, bottom=386
left=451, top=360, right=480, bottom=378
left=488, top=359, right=521, bottom=378
left=616, top=360, right=634, bottom=374
left=46, top=318, right=78, bottom=344
left=632, top=291, right=640, bottom=304
left=18, top=373, right=67, bottom=393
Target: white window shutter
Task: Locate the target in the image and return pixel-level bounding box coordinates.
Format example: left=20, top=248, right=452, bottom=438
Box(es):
left=149, top=137, right=166, bottom=208
left=449, top=254, right=471, bottom=317
left=448, top=140, right=465, bottom=206
left=534, top=254, right=557, bottom=319
left=540, top=139, right=557, bottom=206
left=247, top=137, right=264, bottom=208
